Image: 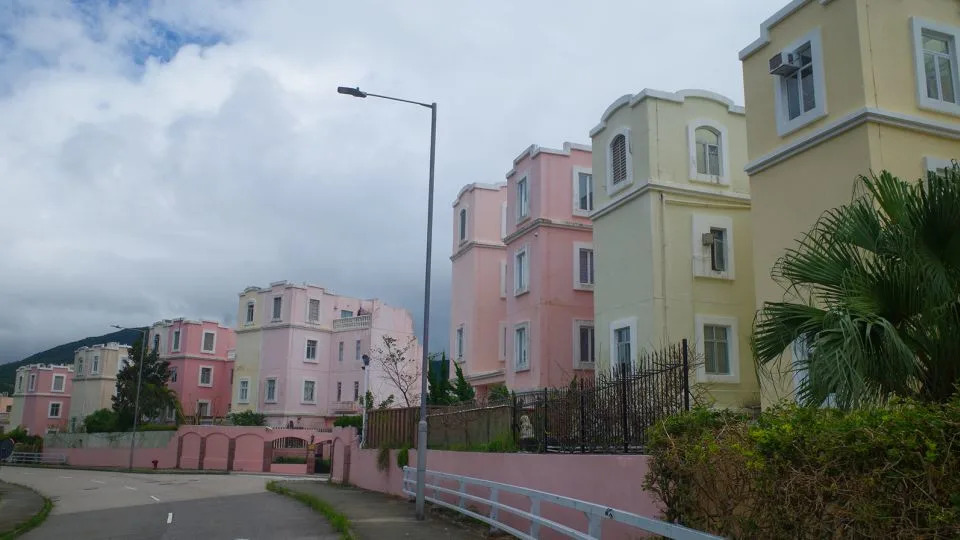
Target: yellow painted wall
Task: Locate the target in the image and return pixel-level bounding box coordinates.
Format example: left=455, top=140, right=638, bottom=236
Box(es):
left=232, top=289, right=261, bottom=412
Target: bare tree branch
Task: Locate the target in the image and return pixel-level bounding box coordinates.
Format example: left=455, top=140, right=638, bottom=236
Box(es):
left=371, top=335, right=421, bottom=407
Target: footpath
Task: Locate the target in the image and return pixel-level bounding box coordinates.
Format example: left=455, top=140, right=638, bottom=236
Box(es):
left=275, top=480, right=488, bottom=539
left=0, top=480, right=46, bottom=535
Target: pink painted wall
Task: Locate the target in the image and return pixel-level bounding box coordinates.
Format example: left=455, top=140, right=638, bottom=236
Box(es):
left=333, top=435, right=660, bottom=539
left=11, top=364, right=73, bottom=435
left=451, top=183, right=508, bottom=392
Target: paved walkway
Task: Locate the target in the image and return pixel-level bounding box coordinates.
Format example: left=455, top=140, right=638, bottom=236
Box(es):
left=0, top=480, right=45, bottom=535
left=276, top=481, right=488, bottom=539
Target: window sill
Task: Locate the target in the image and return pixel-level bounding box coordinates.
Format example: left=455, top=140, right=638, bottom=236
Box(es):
left=300, top=401, right=317, bottom=405
left=607, top=178, right=633, bottom=197
left=514, top=366, right=530, bottom=373
left=516, top=214, right=531, bottom=225
left=572, top=209, right=592, bottom=218
left=573, top=283, right=594, bottom=291
left=689, top=175, right=729, bottom=187
left=270, top=318, right=282, bottom=323
left=574, top=363, right=595, bottom=370
left=694, top=271, right=735, bottom=281
left=304, top=359, right=318, bottom=363
left=514, top=289, right=529, bottom=297
left=198, top=383, right=213, bottom=388
left=51, top=389, right=65, bottom=393
left=264, top=400, right=278, bottom=404
left=201, top=350, right=215, bottom=354
left=917, top=98, right=960, bottom=117
left=237, top=400, right=250, bottom=405
left=777, top=108, right=827, bottom=137
left=697, top=373, right=740, bottom=384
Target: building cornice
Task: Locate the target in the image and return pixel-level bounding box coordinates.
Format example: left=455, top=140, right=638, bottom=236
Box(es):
left=591, top=181, right=751, bottom=221
left=505, top=142, right=592, bottom=179
left=160, top=354, right=235, bottom=363
left=739, top=0, right=837, bottom=60
left=465, top=369, right=505, bottom=383
left=453, top=182, right=507, bottom=206
left=450, top=240, right=506, bottom=262
left=745, top=107, right=960, bottom=175
left=591, top=89, right=745, bottom=137
left=502, top=218, right=593, bottom=245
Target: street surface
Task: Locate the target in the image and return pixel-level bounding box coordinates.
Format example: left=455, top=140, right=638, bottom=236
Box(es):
left=0, top=467, right=337, bottom=539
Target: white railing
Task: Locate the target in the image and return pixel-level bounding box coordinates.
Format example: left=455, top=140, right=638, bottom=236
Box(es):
left=5, top=452, right=68, bottom=465
left=332, top=401, right=361, bottom=413
left=402, top=467, right=722, bottom=540
left=332, top=314, right=372, bottom=331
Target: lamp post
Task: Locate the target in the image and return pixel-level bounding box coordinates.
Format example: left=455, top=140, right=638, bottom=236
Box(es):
left=112, top=325, right=148, bottom=472
left=360, top=354, right=371, bottom=448
left=337, top=85, right=435, bottom=520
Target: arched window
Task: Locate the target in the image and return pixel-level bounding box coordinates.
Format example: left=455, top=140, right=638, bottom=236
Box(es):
left=695, top=127, right=721, bottom=177
left=609, top=134, right=628, bottom=185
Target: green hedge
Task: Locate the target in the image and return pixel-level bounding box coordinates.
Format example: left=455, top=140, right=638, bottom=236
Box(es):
left=273, top=455, right=307, bottom=464
left=644, top=398, right=960, bottom=538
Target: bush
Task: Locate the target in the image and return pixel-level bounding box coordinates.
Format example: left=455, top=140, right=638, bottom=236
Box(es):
left=229, top=410, right=267, bottom=426
left=136, top=424, right=178, bottom=432
left=273, top=455, right=307, bottom=464
left=83, top=409, right=119, bottom=433
left=396, top=446, right=409, bottom=469
left=376, top=445, right=390, bottom=472
left=5, top=425, right=44, bottom=451
left=333, top=415, right=362, bottom=428
left=644, top=398, right=960, bottom=538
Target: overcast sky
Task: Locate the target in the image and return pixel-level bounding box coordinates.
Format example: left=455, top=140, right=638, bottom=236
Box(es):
left=0, top=0, right=778, bottom=363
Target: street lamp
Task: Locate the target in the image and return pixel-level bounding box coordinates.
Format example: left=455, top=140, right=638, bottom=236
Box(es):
left=360, top=354, right=371, bottom=449
left=338, top=85, right=436, bottom=521
left=112, top=324, right=148, bottom=472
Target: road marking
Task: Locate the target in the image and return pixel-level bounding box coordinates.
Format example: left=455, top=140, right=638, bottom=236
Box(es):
left=91, top=480, right=106, bottom=484
left=59, top=476, right=73, bottom=479
left=124, top=485, right=137, bottom=490
left=150, top=496, right=160, bottom=502
left=167, top=513, right=173, bottom=524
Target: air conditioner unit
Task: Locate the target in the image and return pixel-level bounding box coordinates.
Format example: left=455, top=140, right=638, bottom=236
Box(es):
left=769, top=52, right=799, bottom=76
left=701, top=232, right=715, bottom=246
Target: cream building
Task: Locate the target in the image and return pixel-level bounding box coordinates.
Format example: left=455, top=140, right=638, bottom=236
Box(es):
left=590, top=89, right=760, bottom=409
left=68, top=342, right=131, bottom=431
left=741, top=0, right=960, bottom=406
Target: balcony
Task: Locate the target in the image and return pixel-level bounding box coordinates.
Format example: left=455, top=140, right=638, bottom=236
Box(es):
left=332, top=314, right=371, bottom=331
left=332, top=401, right=361, bottom=413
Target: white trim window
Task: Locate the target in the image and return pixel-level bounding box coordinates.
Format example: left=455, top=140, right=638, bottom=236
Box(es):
left=76, top=358, right=84, bottom=377
left=28, top=373, right=36, bottom=392
left=573, top=242, right=595, bottom=290
left=772, top=28, right=827, bottom=136
left=514, top=323, right=529, bottom=371
left=272, top=296, right=282, bottom=321
left=199, top=366, right=214, bottom=387
left=15, top=375, right=23, bottom=393
left=499, top=260, right=507, bottom=298
left=458, top=207, right=468, bottom=243
left=340, top=310, right=354, bottom=318
left=264, top=378, right=278, bottom=403
left=238, top=377, right=250, bottom=404
left=172, top=330, right=181, bottom=352
left=791, top=339, right=837, bottom=407
left=91, top=355, right=100, bottom=374
left=573, top=320, right=595, bottom=369
left=687, top=120, right=730, bottom=184
left=196, top=400, right=211, bottom=418
left=925, top=156, right=956, bottom=177
left=353, top=381, right=360, bottom=401
left=572, top=167, right=594, bottom=215
left=170, top=366, right=178, bottom=383
left=51, top=374, right=66, bottom=392
left=692, top=214, right=735, bottom=280
left=514, top=245, right=529, bottom=295
left=695, top=315, right=741, bottom=383
left=305, top=339, right=318, bottom=362
left=606, top=127, right=633, bottom=194
left=912, top=18, right=960, bottom=116
left=516, top=175, right=530, bottom=221
left=609, top=317, right=637, bottom=376
left=455, top=326, right=465, bottom=362
left=338, top=341, right=344, bottom=362
left=48, top=402, right=62, bottom=418
left=302, top=380, right=316, bottom=404
left=245, top=301, right=255, bottom=325
left=308, top=299, right=321, bottom=323
left=201, top=331, right=216, bottom=353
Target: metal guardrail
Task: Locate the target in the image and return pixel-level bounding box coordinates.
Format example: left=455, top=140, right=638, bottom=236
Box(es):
left=5, top=452, right=67, bottom=465
left=402, top=467, right=722, bottom=540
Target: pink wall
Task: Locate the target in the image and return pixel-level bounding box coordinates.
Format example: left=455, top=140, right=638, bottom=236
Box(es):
left=332, top=433, right=660, bottom=539
left=12, top=365, right=73, bottom=435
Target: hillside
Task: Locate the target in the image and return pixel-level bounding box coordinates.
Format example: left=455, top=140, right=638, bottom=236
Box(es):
left=0, top=328, right=145, bottom=395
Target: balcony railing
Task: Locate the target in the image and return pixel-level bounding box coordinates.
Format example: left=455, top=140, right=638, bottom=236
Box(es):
left=332, top=401, right=361, bottom=413
left=332, top=314, right=371, bottom=331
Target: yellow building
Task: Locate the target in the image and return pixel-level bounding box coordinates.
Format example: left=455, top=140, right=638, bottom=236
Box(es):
left=741, top=0, right=960, bottom=406
left=590, top=89, right=760, bottom=409
left=69, top=342, right=131, bottom=431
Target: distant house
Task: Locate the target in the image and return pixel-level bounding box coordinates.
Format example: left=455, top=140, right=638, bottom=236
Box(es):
left=69, top=342, right=131, bottom=431
left=9, top=364, right=73, bottom=435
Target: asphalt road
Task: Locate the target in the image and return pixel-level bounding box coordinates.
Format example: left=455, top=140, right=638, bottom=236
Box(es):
left=0, top=467, right=337, bottom=540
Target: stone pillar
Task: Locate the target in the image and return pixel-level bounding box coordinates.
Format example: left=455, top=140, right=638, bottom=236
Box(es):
left=227, top=438, right=236, bottom=472
left=306, top=444, right=316, bottom=475
left=262, top=441, right=272, bottom=472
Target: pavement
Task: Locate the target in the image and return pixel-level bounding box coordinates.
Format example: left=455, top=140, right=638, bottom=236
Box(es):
left=0, top=466, right=337, bottom=539
left=275, top=480, right=488, bottom=539
left=0, top=479, right=46, bottom=534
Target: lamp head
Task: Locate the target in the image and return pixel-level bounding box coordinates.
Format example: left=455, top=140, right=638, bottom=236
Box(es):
left=337, top=86, right=367, bottom=98
left=361, top=354, right=370, bottom=368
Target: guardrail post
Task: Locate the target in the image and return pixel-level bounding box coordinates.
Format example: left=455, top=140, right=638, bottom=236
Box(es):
left=587, top=512, right=602, bottom=538
left=458, top=478, right=466, bottom=509
left=530, top=497, right=541, bottom=538
left=489, top=487, right=500, bottom=534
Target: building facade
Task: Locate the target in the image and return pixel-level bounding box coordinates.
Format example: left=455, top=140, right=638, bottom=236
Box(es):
left=0, top=393, right=12, bottom=432
left=68, top=342, right=131, bottom=431
left=590, top=89, right=760, bottom=409
left=149, top=319, right=236, bottom=421
left=740, top=0, right=960, bottom=406
left=231, top=281, right=422, bottom=429
left=9, top=364, right=73, bottom=435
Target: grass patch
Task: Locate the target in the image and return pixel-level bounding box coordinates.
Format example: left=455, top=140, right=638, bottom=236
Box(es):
left=266, top=481, right=355, bottom=540
left=0, top=489, right=53, bottom=540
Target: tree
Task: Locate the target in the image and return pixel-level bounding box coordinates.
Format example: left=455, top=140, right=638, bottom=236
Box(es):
left=753, top=167, right=960, bottom=408
left=488, top=384, right=511, bottom=403
left=452, top=362, right=475, bottom=403
left=113, top=338, right=180, bottom=429
left=83, top=408, right=119, bottom=433
left=427, top=352, right=455, bottom=405
left=371, top=336, right=421, bottom=407
left=229, top=410, right=266, bottom=426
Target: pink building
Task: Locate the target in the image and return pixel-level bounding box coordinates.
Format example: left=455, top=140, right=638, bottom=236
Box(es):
left=452, top=143, right=596, bottom=395
left=232, top=281, right=422, bottom=429
left=9, top=364, right=73, bottom=435
left=149, top=319, right=236, bottom=421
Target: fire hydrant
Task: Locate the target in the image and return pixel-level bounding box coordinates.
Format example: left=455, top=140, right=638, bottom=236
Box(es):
left=152, top=460, right=159, bottom=470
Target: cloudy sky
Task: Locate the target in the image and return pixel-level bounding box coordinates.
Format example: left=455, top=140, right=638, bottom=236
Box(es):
left=0, top=0, right=777, bottom=363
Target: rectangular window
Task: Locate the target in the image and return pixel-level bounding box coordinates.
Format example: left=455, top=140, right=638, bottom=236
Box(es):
left=340, top=310, right=353, bottom=319
left=353, top=381, right=360, bottom=401
left=355, top=340, right=361, bottom=361
left=48, top=402, right=61, bottom=418
left=459, top=208, right=467, bottom=242
left=710, top=228, right=727, bottom=272
left=16, top=375, right=23, bottom=393
left=52, top=374, right=65, bottom=392
left=336, top=382, right=342, bottom=402
left=197, top=401, right=210, bottom=417
left=704, top=325, right=731, bottom=375
left=456, top=327, right=464, bottom=360
left=272, top=297, right=282, bottom=320
left=576, top=171, right=594, bottom=213
left=614, top=327, right=632, bottom=374
left=28, top=373, right=36, bottom=392
left=578, top=325, right=595, bottom=365
left=199, top=366, right=213, bottom=387
left=516, top=177, right=529, bottom=220
left=576, top=247, right=594, bottom=287
left=514, top=325, right=528, bottom=370
left=308, top=299, right=320, bottom=322
left=514, top=248, right=528, bottom=295
left=92, top=355, right=100, bottom=374
left=338, top=341, right=344, bottom=362
left=922, top=31, right=957, bottom=103
left=238, top=379, right=250, bottom=403
left=172, top=330, right=181, bottom=351
left=783, top=44, right=815, bottom=121
left=77, top=358, right=84, bottom=376
left=246, top=301, right=255, bottom=323
left=265, top=379, right=277, bottom=402
left=302, top=380, right=316, bottom=403
left=306, top=339, right=317, bottom=361
left=170, top=367, right=178, bottom=383
left=201, top=331, right=216, bottom=353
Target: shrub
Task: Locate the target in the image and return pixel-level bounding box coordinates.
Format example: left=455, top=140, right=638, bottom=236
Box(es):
left=376, top=445, right=390, bottom=472
left=83, top=409, right=119, bottom=433
left=396, top=446, right=409, bottom=469
left=644, top=398, right=960, bottom=538
left=137, top=423, right=178, bottom=431
left=5, top=425, right=44, bottom=452
left=333, top=415, right=362, bottom=428
left=229, top=411, right=267, bottom=426
left=273, top=455, right=307, bottom=464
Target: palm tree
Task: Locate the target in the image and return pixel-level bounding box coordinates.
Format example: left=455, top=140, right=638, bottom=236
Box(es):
left=753, top=165, right=960, bottom=408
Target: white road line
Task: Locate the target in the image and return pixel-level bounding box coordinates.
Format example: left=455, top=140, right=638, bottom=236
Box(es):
left=124, top=485, right=137, bottom=490
left=167, top=513, right=173, bottom=524
left=58, top=476, right=73, bottom=479
left=91, top=480, right=106, bottom=484
left=150, top=496, right=160, bottom=502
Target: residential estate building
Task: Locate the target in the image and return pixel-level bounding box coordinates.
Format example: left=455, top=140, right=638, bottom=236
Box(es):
left=231, top=281, right=422, bottom=429
left=449, top=182, right=509, bottom=397
left=0, top=393, right=12, bottom=431
left=149, top=319, right=236, bottom=421
left=589, top=89, right=760, bottom=409
left=8, top=364, right=73, bottom=435
left=740, top=0, right=960, bottom=406
left=68, top=342, right=131, bottom=431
